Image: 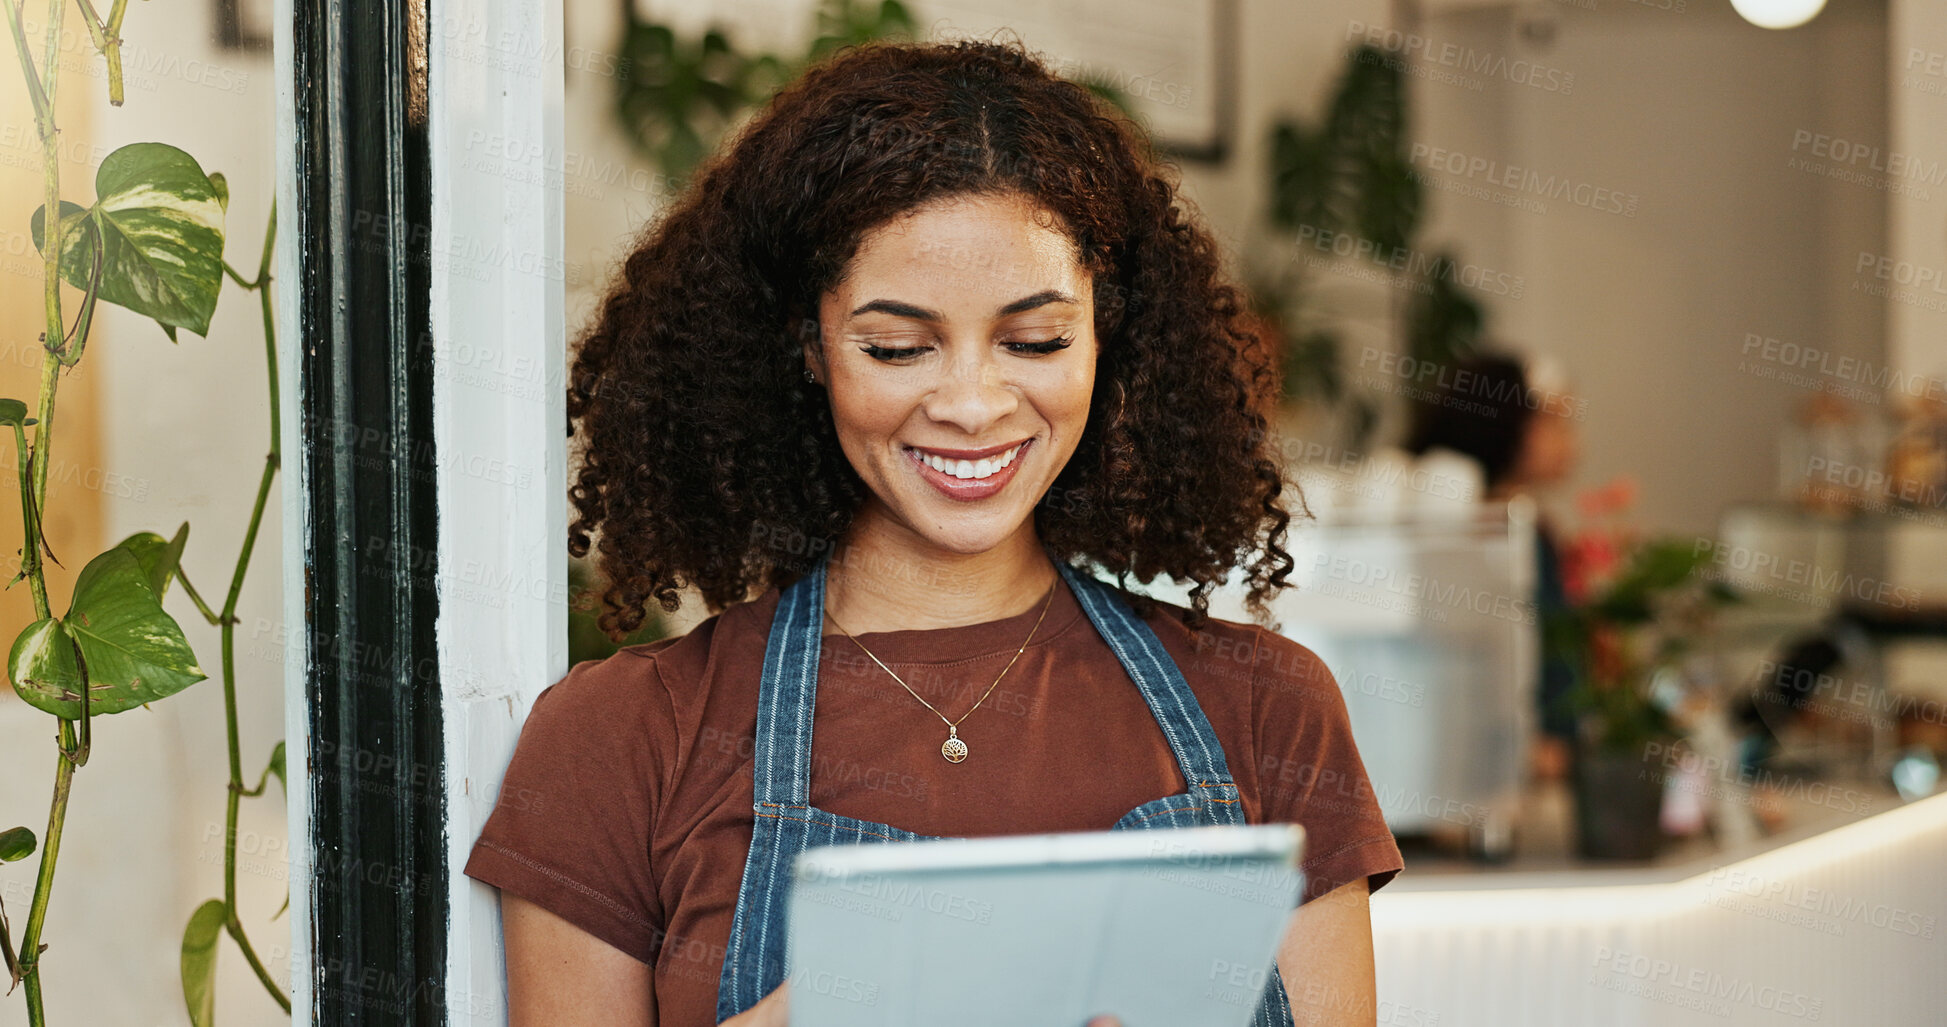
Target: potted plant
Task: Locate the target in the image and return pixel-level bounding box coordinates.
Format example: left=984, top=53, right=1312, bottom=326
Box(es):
left=1547, top=478, right=1738, bottom=859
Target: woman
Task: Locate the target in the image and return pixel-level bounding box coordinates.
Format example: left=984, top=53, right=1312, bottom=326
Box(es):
left=1402, top=350, right=1581, bottom=781
left=465, top=37, right=1403, bottom=1026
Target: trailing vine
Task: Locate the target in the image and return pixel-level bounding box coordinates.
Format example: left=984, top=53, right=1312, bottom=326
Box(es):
left=3, top=1, right=288, bottom=1022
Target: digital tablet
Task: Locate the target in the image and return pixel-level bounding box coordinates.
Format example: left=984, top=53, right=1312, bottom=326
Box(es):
left=784, top=823, right=1306, bottom=1027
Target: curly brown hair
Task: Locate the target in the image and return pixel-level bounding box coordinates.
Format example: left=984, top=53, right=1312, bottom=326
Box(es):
left=568, top=35, right=1301, bottom=640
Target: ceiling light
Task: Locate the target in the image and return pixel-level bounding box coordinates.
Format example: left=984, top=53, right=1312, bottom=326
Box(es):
left=1729, top=0, right=1827, bottom=30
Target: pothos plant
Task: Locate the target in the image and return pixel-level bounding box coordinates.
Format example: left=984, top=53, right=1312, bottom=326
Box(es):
left=5, top=1, right=288, bottom=1024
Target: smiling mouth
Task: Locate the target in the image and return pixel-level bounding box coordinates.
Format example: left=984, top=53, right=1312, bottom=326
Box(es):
left=904, top=441, right=1029, bottom=481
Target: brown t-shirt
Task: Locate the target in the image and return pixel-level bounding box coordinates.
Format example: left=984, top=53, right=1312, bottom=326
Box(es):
left=464, top=572, right=1404, bottom=1027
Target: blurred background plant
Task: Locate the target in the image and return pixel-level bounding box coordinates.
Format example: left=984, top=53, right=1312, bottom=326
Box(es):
left=1253, top=42, right=1487, bottom=453
left=1548, top=477, right=1742, bottom=752
left=612, top=0, right=1135, bottom=190
left=568, top=556, right=665, bottom=664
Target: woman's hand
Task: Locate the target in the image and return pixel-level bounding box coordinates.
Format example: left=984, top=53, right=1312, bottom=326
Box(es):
left=721, top=982, right=789, bottom=1026
left=722, top=983, right=1121, bottom=1026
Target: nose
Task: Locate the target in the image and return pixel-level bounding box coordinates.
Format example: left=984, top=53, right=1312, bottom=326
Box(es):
left=920, top=352, right=1019, bottom=434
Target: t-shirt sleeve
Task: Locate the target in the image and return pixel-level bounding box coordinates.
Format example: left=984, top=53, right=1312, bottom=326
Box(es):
left=1246, top=629, right=1405, bottom=904
left=463, top=649, right=674, bottom=965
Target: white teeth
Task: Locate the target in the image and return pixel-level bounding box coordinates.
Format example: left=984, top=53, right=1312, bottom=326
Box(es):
left=916, top=443, right=1022, bottom=480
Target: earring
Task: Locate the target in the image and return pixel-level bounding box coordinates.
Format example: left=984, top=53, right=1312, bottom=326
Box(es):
left=804, top=369, right=817, bottom=383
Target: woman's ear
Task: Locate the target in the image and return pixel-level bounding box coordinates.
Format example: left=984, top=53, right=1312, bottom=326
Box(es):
left=800, top=319, right=829, bottom=384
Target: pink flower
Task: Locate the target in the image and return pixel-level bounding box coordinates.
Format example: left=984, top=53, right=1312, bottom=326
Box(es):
left=1576, top=475, right=1639, bottom=519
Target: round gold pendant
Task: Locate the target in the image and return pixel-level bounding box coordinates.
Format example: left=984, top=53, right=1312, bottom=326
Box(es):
left=941, top=736, right=968, bottom=763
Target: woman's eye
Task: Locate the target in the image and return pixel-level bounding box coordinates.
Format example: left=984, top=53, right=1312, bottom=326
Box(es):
left=859, top=344, right=931, bottom=361
left=1006, top=337, right=1072, bottom=355
left=857, top=337, right=1071, bottom=361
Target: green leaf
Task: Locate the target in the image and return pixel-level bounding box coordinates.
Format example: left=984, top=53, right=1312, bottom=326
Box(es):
left=272, top=890, right=289, bottom=921
left=9, top=617, right=83, bottom=716
left=26, top=200, right=91, bottom=256
left=0, top=399, right=33, bottom=427
left=62, top=547, right=206, bottom=713
left=207, top=171, right=229, bottom=213
left=0, top=827, right=34, bottom=863
left=181, top=899, right=226, bottom=1027
left=117, top=522, right=190, bottom=599
left=259, top=740, right=286, bottom=797
left=6, top=547, right=206, bottom=718
left=30, top=143, right=227, bottom=338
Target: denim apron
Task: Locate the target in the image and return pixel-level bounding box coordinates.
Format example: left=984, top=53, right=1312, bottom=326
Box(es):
left=714, top=557, right=1296, bottom=1025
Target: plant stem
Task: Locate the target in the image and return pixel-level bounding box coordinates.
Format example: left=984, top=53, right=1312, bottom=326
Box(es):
left=17, top=731, right=72, bottom=1027
left=12, top=0, right=71, bottom=1018
left=53, top=219, right=102, bottom=367
left=69, top=0, right=121, bottom=105
left=32, top=0, right=64, bottom=443
left=5, top=0, right=51, bottom=133
left=173, top=566, right=223, bottom=626
left=217, top=203, right=289, bottom=1012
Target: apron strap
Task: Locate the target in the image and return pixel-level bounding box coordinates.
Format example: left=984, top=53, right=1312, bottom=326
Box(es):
left=1055, top=559, right=1239, bottom=793
left=752, top=557, right=827, bottom=806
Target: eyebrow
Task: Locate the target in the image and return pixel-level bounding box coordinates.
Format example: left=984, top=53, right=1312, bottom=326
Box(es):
left=848, top=289, right=1077, bottom=322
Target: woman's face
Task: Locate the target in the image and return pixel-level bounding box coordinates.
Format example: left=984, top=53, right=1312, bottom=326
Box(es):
left=1513, top=401, right=1580, bottom=488
left=810, top=191, right=1098, bottom=558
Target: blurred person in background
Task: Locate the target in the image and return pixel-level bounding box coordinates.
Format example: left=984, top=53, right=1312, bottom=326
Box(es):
left=1402, top=351, right=1582, bottom=781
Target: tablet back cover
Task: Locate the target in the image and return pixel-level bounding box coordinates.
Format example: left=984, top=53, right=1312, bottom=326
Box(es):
left=784, top=824, right=1305, bottom=1027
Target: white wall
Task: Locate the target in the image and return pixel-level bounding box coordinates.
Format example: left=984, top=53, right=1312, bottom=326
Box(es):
left=1889, top=0, right=1947, bottom=381
left=1407, top=0, right=1890, bottom=538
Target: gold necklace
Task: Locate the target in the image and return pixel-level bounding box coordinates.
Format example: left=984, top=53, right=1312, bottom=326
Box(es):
left=824, top=571, right=1058, bottom=764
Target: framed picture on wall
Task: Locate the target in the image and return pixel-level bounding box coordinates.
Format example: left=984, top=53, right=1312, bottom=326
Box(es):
left=917, top=0, right=1237, bottom=163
